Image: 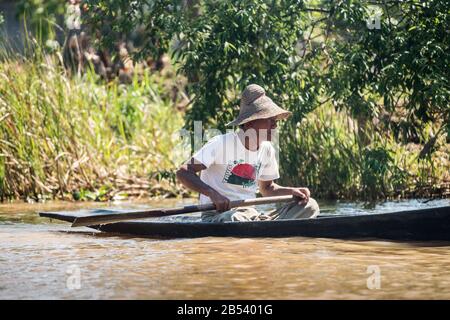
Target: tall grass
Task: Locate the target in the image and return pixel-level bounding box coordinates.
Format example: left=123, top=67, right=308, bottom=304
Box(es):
left=0, top=37, right=448, bottom=202
left=0, top=38, right=185, bottom=201
left=280, top=105, right=449, bottom=200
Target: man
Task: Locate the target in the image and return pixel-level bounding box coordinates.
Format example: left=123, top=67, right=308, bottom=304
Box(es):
left=176, top=84, right=320, bottom=222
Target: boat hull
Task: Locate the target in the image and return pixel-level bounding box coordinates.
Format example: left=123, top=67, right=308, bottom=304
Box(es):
left=39, top=206, right=450, bottom=241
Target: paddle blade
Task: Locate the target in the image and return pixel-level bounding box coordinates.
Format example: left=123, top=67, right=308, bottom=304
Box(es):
left=71, top=209, right=167, bottom=227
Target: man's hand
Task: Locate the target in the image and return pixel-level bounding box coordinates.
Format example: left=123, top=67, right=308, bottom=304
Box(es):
left=208, top=189, right=231, bottom=212
left=292, top=187, right=310, bottom=205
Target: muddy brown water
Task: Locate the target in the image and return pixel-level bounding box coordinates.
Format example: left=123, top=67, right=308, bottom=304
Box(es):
left=0, top=198, right=449, bottom=299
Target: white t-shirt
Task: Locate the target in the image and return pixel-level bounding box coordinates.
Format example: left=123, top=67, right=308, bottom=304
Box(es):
left=190, top=132, right=280, bottom=204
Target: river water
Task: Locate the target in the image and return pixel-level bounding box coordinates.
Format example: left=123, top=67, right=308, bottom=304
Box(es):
left=0, top=198, right=449, bottom=299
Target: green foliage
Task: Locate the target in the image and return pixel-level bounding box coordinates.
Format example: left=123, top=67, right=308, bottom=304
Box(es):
left=83, top=0, right=326, bottom=130
left=79, top=0, right=449, bottom=199
left=0, top=39, right=184, bottom=200
left=82, top=0, right=449, bottom=134
left=279, top=105, right=447, bottom=200
left=16, top=0, right=66, bottom=41
left=360, top=147, right=399, bottom=198
left=82, top=0, right=182, bottom=60
left=175, top=0, right=324, bottom=130
left=4, top=0, right=449, bottom=200
left=327, top=0, right=450, bottom=142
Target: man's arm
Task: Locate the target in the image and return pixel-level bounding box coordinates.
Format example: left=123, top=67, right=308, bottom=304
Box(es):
left=176, top=159, right=231, bottom=212
left=258, top=180, right=310, bottom=205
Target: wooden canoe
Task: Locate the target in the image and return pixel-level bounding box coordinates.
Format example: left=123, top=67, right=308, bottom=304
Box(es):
left=39, top=206, right=450, bottom=241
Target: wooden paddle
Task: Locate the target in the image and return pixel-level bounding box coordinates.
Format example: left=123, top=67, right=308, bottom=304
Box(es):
left=71, top=195, right=295, bottom=227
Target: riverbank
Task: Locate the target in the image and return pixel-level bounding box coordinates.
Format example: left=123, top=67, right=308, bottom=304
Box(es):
left=0, top=45, right=188, bottom=202
left=1, top=44, right=449, bottom=202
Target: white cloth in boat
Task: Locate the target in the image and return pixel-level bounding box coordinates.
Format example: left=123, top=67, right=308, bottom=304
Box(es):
left=201, top=198, right=320, bottom=222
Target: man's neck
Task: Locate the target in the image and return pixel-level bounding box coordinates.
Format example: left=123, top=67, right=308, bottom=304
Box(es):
left=237, top=129, right=259, bottom=151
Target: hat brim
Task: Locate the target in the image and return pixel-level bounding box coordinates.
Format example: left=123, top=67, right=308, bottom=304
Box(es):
left=226, top=104, right=292, bottom=126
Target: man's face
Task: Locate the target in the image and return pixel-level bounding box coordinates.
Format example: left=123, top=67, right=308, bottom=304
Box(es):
left=244, top=117, right=278, bottom=142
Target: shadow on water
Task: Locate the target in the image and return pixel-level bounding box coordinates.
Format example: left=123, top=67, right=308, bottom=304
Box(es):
left=53, top=228, right=450, bottom=247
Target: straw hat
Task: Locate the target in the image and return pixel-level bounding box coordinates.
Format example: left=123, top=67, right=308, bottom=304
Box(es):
left=227, top=84, right=292, bottom=126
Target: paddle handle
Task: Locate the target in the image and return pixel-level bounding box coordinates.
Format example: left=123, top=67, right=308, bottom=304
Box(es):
left=71, top=195, right=295, bottom=227
left=165, top=195, right=294, bottom=215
